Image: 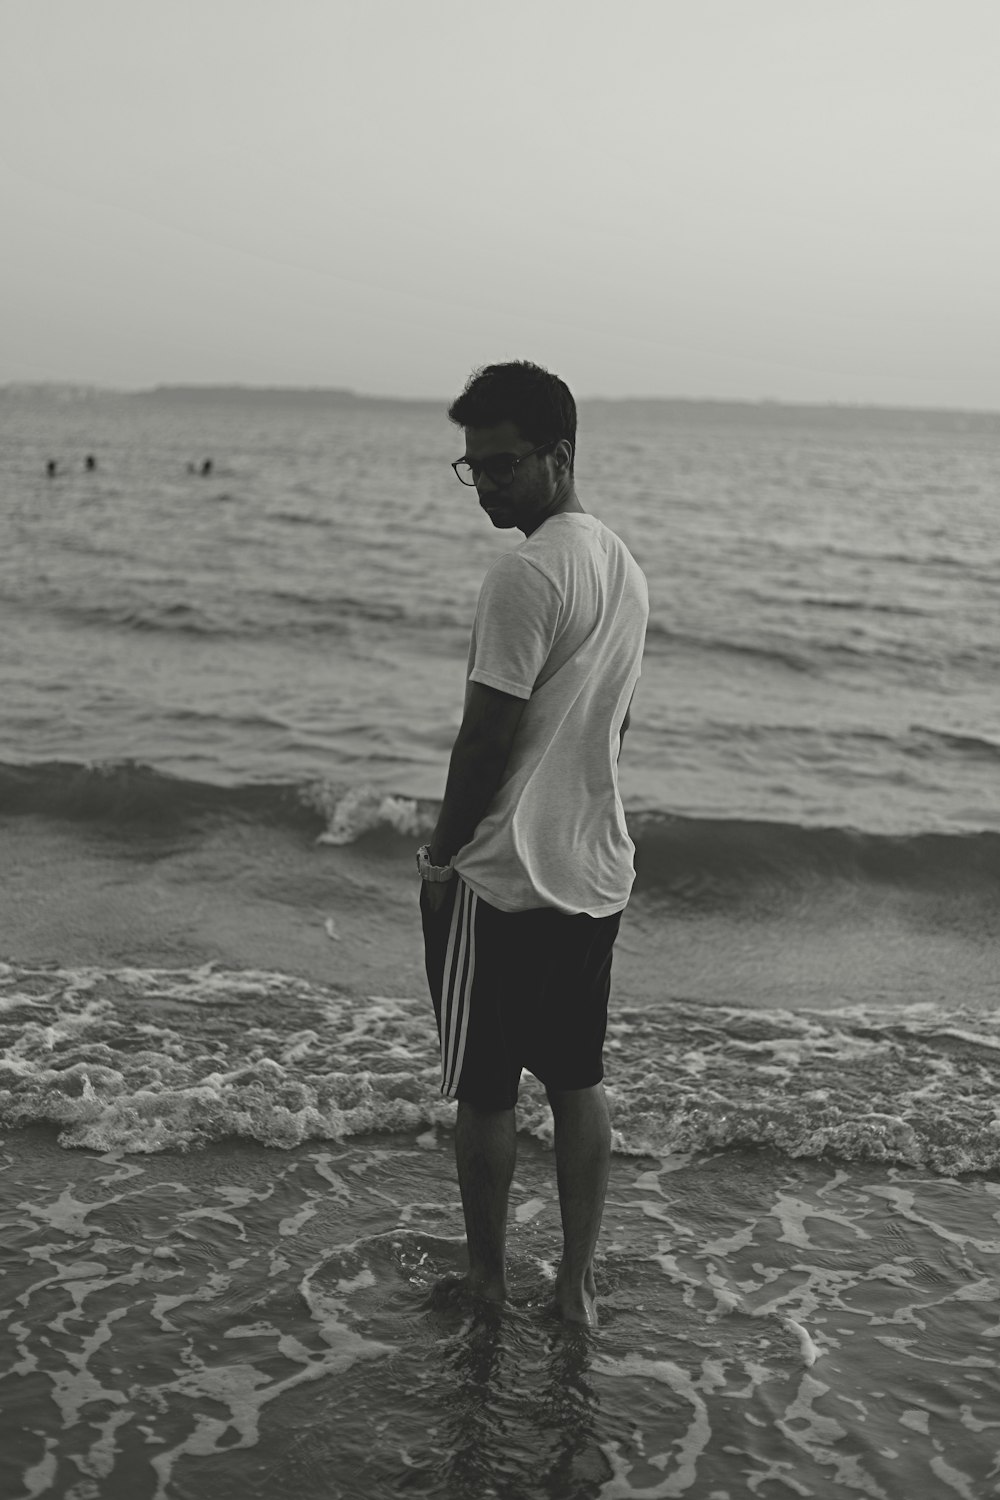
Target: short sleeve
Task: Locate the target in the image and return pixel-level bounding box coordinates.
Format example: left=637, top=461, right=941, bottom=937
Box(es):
left=469, top=554, right=562, bottom=700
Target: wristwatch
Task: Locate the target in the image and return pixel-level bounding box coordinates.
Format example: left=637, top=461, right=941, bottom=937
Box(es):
left=416, top=844, right=455, bottom=883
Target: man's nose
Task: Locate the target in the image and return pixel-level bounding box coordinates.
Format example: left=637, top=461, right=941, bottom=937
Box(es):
left=475, top=470, right=498, bottom=495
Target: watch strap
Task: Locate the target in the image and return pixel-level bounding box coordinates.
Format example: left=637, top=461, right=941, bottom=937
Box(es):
left=416, top=844, right=455, bottom=882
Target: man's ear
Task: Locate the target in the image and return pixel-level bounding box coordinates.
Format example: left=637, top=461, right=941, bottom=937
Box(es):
left=555, top=438, right=574, bottom=473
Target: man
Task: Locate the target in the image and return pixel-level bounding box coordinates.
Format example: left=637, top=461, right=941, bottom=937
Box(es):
left=417, top=361, right=648, bottom=1326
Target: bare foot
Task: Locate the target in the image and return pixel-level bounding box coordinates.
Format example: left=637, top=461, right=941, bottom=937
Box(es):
left=466, top=1269, right=508, bottom=1305
left=550, top=1291, right=598, bottom=1326
left=550, top=1268, right=599, bottom=1327
left=426, top=1272, right=507, bottom=1311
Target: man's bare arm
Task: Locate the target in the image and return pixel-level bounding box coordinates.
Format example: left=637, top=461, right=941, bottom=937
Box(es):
left=428, top=681, right=527, bottom=866
left=617, top=688, right=635, bottom=764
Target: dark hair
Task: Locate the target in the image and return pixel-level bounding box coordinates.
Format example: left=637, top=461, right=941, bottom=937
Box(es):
left=448, top=360, right=576, bottom=473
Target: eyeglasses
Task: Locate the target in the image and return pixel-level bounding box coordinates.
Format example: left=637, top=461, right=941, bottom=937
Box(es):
left=451, top=440, right=556, bottom=488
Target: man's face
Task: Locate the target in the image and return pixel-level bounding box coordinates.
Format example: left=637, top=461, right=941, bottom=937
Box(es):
left=462, top=421, right=555, bottom=532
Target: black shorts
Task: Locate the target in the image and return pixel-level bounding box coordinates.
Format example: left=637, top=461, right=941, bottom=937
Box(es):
left=420, top=874, right=622, bottom=1111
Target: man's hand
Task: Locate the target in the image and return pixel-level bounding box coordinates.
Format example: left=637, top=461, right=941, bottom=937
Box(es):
left=421, top=879, right=454, bottom=917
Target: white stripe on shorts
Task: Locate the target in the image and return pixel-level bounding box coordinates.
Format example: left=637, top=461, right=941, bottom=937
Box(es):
left=440, top=877, right=477, bottom=1098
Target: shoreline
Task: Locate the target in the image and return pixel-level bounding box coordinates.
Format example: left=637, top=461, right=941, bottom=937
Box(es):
left=2, top=812, right=426, bottom=997
left=4, top=810, right=998, bottom=1014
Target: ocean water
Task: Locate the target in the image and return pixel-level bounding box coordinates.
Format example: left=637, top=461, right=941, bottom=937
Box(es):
left=2, top=387, right=1000, bottom=1498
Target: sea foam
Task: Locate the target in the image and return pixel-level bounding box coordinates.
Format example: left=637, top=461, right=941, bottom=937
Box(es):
left=3, top=960, right=1000, bottom=1171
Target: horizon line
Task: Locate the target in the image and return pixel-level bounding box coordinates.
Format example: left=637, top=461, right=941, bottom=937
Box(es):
left=3, top=379, right=1000, bottom=420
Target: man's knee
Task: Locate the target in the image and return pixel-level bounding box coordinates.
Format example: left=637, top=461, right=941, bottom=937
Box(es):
left=545, top=1080, right=606, bottom=1116
left=457, top=1095, right=516, bottom=1119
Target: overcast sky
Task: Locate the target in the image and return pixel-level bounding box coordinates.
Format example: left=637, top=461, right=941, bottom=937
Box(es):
left=3, top=0, right=999, bottom=405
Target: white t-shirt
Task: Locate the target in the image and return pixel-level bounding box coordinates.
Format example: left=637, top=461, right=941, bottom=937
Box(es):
left=452, top=511, right=649, bottom=916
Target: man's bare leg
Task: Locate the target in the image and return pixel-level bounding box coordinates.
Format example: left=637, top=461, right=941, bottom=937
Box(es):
left=453, top=1100, right=516, bottom=1302
left=547, top=1082, right=611, bottom=1326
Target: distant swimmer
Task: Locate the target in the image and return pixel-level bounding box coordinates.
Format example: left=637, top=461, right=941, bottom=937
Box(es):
left=201, top=458, right=213, bottom=476
left=46, top=460, right=57, bottom=477
left=85, top=454, right=97, bottom=471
